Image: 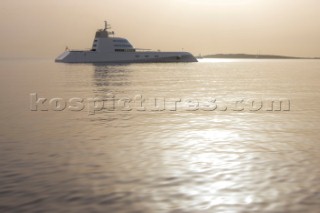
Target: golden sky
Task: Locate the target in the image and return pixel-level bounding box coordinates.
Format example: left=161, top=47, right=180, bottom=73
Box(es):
left=1, top=0, right=319, bottom=58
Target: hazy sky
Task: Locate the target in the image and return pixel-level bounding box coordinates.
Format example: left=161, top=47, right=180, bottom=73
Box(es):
left=1, top=0, right=319, bottom=58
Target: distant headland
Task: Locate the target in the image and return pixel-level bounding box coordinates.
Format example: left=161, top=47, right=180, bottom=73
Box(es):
left=201, top=54, right=320, bottom=59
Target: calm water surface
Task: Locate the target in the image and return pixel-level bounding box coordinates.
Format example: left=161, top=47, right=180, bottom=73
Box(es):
left=0, top=59, right=320, bottom=212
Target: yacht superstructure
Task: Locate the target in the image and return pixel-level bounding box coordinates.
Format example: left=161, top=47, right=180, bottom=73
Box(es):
left=55, top=21, right=197, bottom=63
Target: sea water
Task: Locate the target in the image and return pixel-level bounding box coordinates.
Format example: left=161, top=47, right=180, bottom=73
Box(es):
left=0, top=58, right=320, bottom=212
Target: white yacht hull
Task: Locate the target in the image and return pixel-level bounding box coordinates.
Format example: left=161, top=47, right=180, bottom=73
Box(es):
left=55, top=51, right=198, bottom=63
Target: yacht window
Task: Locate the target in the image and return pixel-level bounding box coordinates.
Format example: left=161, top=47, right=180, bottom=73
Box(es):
left=114, top=44, right=132, bottom=48
left=113, top=39, right=128, bottom=43
left=115, top=49, right=136, bottom=52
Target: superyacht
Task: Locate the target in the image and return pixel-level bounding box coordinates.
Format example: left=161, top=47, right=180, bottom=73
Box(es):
left=55, top=21, right=197, bottom=63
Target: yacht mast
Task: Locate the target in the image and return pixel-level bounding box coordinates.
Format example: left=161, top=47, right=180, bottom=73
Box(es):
left=104, top=21, right=108, bottom=31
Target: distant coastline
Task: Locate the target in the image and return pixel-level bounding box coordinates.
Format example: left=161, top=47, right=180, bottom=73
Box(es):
left=201, top=54, right=320, bottom=59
